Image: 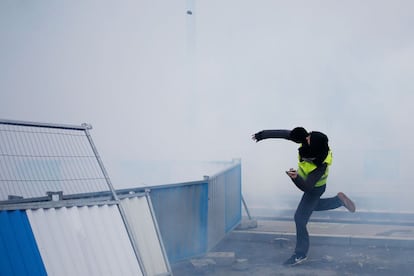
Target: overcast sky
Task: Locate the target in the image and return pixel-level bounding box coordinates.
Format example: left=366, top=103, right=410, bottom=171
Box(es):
left=1, top=0, right=414, bottom=212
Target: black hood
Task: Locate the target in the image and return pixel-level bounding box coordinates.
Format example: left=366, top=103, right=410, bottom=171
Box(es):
left=299, top=131, right=329, bottom=166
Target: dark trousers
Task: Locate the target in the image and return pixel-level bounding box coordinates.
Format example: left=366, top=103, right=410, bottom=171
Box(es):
left=294, top=185, right=342, bottom=255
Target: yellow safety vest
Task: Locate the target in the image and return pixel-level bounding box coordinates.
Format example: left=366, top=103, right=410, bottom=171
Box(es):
left=297, top=150, right=333, bottom=187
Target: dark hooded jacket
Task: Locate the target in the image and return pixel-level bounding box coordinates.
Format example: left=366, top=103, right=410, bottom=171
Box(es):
left=253, top=128, right=330, bottom=192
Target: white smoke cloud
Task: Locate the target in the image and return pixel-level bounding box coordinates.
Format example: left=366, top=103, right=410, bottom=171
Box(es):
left=1, top=0, right=413, bottom=212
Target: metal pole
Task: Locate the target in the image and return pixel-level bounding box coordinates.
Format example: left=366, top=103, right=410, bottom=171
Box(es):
left=83, top=125, right=118, bottom=200
left=242, top=195, right=252, bottom=220
left=0, top=118, right=89, bottom=131
left=83, top=126, right=148, bottom=275
left=146, top=190, right=173, bottom=275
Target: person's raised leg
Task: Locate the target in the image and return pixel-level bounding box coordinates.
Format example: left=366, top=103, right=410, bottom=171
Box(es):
left=316, top=193, right=356, bottom=212
left=337, top=192, right=356, bottom=212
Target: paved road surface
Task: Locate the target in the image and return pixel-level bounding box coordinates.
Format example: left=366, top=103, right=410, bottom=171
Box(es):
left=172, top=218, right=414, bottom=275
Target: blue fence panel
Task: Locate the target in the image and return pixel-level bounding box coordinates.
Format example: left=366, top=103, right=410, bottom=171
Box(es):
left=139, top=161, right=242, bottom=263
left=207, top=175, right=226, bottom=250
left=224, top=165, right=242, bottom=232
left=207, top=162, right=242, bottom=249
left=150, top=182, right=209, bottom=263
left=0, top=210, right=47, bottom=276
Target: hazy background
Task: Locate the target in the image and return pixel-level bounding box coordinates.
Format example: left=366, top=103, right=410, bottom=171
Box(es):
left=1, top=0, right=414, bottom=213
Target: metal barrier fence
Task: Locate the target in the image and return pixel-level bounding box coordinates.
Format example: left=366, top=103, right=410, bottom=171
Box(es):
left=124, top=160, right=242, bottom=263
left=208, top=163, right=242, bottom=250
left=0, top=119, right=242, bottom=265
left=0, top=119, right=173, bottom=275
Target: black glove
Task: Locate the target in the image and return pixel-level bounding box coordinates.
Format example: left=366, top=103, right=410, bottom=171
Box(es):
left=252, top=131, right=264, bottom=142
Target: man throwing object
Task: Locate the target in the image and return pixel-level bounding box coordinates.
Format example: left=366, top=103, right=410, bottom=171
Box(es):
left=252, top=127, right=356, bottom=266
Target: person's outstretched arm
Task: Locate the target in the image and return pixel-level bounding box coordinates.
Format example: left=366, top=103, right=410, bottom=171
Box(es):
left=252, top=127, right=309, bottom=144
left=252, top=129, right=291, bottom=142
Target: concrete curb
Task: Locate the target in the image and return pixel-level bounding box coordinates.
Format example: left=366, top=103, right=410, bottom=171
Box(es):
left=230, top=230, right=414, bottom=249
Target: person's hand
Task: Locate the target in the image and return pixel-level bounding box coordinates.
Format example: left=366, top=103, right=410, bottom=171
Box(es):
left=285, top=169, right=298, bottom=179
left=252, top=131, right=263, bottom=142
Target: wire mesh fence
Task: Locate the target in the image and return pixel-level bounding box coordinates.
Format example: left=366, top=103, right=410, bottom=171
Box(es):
left=0, top=120, right=111, bottom=201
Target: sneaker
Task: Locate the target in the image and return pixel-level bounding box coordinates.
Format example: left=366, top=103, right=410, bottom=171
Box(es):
left=283, top=253, right=307, bottom=266
left=338, top=192, right=356, bottom=212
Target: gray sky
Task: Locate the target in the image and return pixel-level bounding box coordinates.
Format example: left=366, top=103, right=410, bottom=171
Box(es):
left=1, top=0, right=414, bottom=212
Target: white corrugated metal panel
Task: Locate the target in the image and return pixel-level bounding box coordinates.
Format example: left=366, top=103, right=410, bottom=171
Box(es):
left=121, top=196, right=169, bottom=276
left=27, top=205, right=143, bottom=276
